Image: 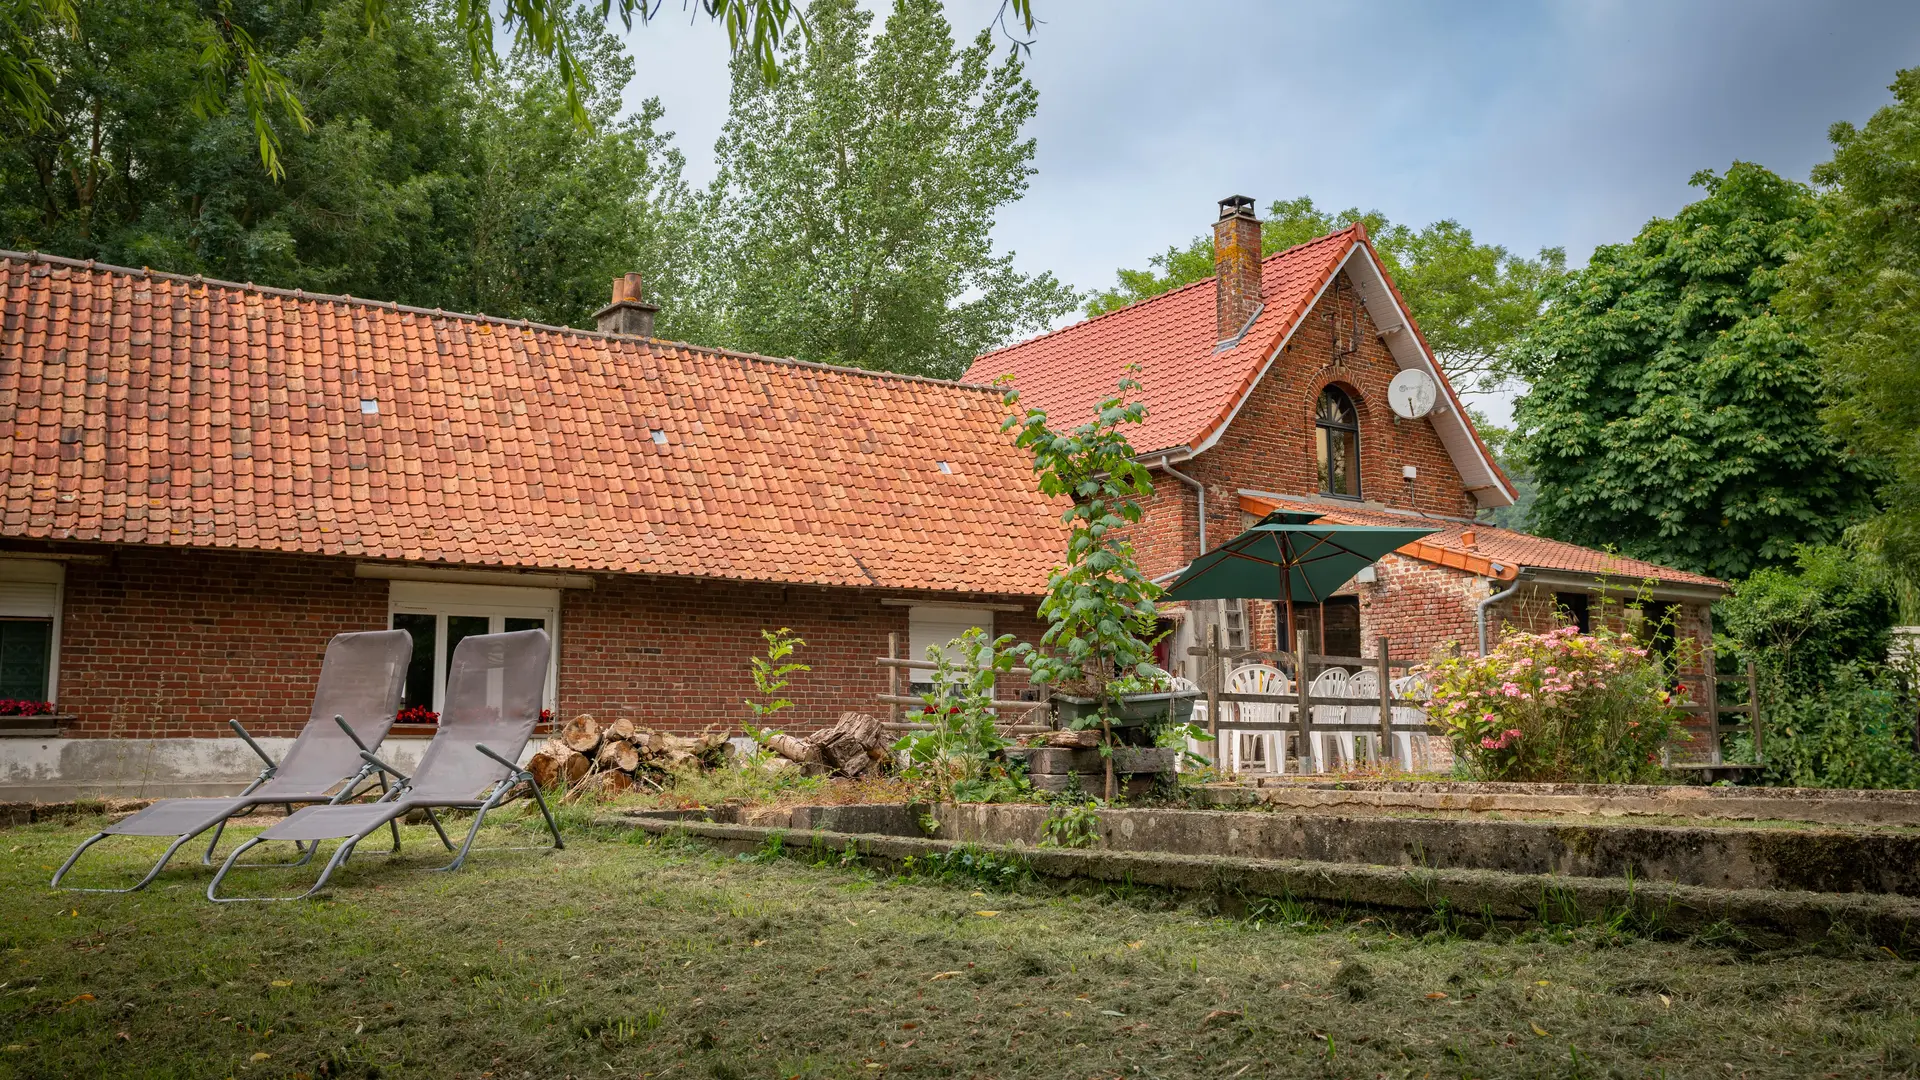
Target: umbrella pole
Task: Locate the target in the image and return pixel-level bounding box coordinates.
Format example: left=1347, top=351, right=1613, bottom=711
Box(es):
left=1282, top=558, right=1295, bottom=670
left=1283, top=565, right=1296, bottom=773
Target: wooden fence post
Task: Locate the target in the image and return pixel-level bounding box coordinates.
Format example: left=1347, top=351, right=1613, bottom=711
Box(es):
left=1704, top=646, right=1721, bottom=766
left=1376, top=636, right=1392, bottom=767
left=887, top=632, right=899, bottom=726
left=1747, top=660, right=1763, bottom=762
left=1205, top=624, right=1221, bottom=771
left=1294, top=638, right=1311, bottom=774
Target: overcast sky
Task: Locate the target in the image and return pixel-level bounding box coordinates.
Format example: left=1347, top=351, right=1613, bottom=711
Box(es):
left=620, top=1, right=1920, bottom=415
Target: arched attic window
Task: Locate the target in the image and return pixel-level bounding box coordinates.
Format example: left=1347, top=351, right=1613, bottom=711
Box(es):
left=1316, top=387, right=1361, bottom=498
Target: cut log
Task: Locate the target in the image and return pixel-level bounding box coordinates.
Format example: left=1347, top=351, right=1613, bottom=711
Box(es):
left=596, top=737, right=640, bottom=773
left=768, top=732, right=822, bottom=764
left=601, top=717, right=637, bottom=745
left=562, top=768, right=635, bottom=803
left=560, top=714, right=602, bottom=755
left=1040, top=729, right=1102, bottom=749
left=820, top=733, right=872, bottom=777
left=528, top=741, right=590, bottom=790
left=836, top=711, right=884, bottom=746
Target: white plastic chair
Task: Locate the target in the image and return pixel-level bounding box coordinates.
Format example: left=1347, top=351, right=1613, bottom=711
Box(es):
left=1344, top=668, right=1380, bottom=768
left=1307, top=668, right=1349, bottom=772
left=1391, top=675, right=1433, bottom=771
left=1225, top=664, right=1288, bottom=774
left=1166, top=675, right=1206, bottom=771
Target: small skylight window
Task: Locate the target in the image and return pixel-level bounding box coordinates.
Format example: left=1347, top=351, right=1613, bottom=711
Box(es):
left=650, top=429, right=668, bottom=445
left=936, top=460, right=952, bottom=474
left=359, top=399, right=379, bottom=414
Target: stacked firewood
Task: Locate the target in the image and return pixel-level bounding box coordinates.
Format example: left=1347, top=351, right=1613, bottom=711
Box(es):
left=526, top=715, right=732, bottom=799
left=764, top=712, right=891, bottom=779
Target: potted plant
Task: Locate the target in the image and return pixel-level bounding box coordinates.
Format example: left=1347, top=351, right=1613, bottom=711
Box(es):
left=1002, top=370, right=1198, bottom=742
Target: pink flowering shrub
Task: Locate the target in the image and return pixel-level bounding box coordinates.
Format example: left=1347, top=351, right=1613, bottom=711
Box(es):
left=1418, top=626, right=1687, bottom=783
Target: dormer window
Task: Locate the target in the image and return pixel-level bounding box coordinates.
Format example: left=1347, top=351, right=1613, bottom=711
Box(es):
left=1316, top=387, right=1361, bottom=498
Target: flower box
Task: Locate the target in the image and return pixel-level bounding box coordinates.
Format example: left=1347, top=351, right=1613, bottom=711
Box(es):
left=0, top=712, right=71, bottom=738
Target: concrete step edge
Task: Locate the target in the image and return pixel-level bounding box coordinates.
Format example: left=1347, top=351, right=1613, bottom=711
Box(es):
left=602, top=813, right=1920, bottom=951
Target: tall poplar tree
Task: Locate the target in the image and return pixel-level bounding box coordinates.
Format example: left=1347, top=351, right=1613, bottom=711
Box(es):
left=699, top=0, right=1077, bottom=378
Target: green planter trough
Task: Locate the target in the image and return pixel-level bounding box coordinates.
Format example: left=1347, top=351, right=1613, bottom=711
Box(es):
left=1050, top=691, right=1198, bottom=730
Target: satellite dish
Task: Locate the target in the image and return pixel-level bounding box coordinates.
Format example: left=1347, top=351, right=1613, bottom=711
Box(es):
left=1388, top=369, right=1438, bottom=419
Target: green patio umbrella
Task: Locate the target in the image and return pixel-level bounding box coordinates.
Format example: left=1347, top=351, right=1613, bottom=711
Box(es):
left=1164, top=511, right=1440, bottom=651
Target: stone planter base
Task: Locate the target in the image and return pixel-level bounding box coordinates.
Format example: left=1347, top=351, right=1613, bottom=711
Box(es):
left=1006, top=745, right=1176, bottom=796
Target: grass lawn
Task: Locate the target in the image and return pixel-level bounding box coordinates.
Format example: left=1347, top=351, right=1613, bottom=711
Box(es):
left=5, top=809, right=1920, bottom=1079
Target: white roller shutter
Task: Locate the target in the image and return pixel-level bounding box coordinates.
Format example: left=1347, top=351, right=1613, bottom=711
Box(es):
left=0, top=580, right=58, bottom=618
left=0, top=560, right=64, bottom=702
left=907, top=605, right=994, bottom=688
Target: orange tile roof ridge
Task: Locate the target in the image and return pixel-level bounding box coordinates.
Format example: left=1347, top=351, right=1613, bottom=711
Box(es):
left=1, top=248, right=1005, bottom=395
left=974, top=224, right=1364, bottom=358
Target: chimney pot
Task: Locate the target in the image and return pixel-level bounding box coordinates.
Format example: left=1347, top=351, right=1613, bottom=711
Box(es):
left=1213, top=195, right=1263, bottom=342
left=595, top=272, right=660, bottom=339
left=1462, top=530, right=1478, bottom=551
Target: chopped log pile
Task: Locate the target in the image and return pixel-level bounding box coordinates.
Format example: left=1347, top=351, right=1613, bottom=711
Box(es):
left=764, top=712, right=891, bottom=779
left=527, top=715, right=733, bottom=800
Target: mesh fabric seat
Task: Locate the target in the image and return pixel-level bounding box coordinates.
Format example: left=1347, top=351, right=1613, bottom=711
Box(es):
left=208, top=629, right=561, bottom=902
left=53, top=629, right=413, bottom=891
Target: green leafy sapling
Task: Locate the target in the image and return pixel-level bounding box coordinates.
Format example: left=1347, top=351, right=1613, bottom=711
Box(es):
left=745, top=627, right=809, bottom=743
left=1001, top=370, right=1165, bottom=720
left=893, top=627, right=1022, bottom=803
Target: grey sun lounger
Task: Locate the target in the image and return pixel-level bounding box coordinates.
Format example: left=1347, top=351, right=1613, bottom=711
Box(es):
left=52, top=629, right=414, bottom=892
left=207, top=628, right=562, bottom=902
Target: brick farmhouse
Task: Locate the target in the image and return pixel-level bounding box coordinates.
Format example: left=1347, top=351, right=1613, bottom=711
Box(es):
left=967, top=198, right=1724, bottom=684
left=0, top=198, right=1722, bottom=795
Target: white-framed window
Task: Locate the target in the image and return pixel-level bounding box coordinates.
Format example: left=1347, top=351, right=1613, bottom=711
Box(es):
left=386, top=581, right=560, bottom=713
left=0, top=560, right=63, bottom=704
left=907, top=604, right=994, bottom=692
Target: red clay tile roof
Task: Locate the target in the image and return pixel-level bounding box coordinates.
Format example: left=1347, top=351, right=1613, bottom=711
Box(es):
left=0, top=253, right=1069, bottom=594
left=1239, top=495, right=1726, bottom=590
left=963, top=226, right=1514, bottom=503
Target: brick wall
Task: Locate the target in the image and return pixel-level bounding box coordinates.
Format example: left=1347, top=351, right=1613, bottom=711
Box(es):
left=1354, top=553, right=1482, bottom=667
left=36, top=543, right=1046, bottom=739
left=57, top=546, right=387, bottom=738
left=560, top=575, right=1046, bottom=732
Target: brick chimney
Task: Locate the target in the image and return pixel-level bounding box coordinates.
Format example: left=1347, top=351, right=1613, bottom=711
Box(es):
left=595, top=272, right=659, bottom=339
left=1213, top=195, right=1263, bottom=342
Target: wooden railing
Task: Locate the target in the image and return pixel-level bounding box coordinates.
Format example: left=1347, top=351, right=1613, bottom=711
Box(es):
left=1188, top=629, right=1427, bottom=772
left=874, top=632, right=1051, bottom=735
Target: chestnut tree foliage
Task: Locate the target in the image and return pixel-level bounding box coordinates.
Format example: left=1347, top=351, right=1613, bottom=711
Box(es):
left=0, top=0, right=1062, bottom=373
left=1512, top=163, right=1879, bottom=581
left=0, top=0, right=707, bottom=335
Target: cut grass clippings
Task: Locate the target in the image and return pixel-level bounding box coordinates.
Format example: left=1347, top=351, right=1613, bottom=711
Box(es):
left=5, top=809, right=1920, bottom=1078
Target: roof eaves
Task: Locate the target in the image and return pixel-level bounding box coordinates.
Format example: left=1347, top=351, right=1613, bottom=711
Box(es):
left=1351, top=241, right=1517, bottom=502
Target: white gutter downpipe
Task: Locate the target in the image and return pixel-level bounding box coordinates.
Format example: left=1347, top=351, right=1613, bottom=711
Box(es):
left=1476, top=570, right=1524, bottom=656
left=1156, top=456, right=1205, bottom=555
